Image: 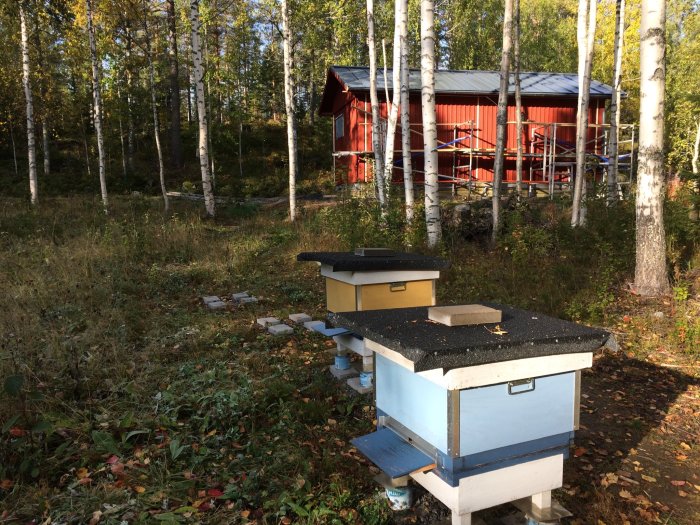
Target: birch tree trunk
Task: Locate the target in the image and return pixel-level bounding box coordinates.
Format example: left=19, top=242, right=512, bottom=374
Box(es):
left=382, top=0, right=403, bottom=211
left=421, top=0, right=441, bottom=247
left=691, top=119, right=700, bottom=220
left=634, top=0, right=669, bottom=296
left=367, top=0, right=384, bottom=192
left=399, top=0, right=414, bottom=222
left=572, top=0, right=597, bottom=226
left=281, top=0, right=298, bottom=221
left=190, top=0, right=215, bottom=217
left=514, top=0, right=523, bottom=201
left=87, top=0, right=108, bottom=211
left=125, top=19, right=135, bottom=173
left=144, top=1, right=169, bottom=213
left=492, top=0, right=514, bottom=243
left=34, top=15, right=50, bottom=178
left=19, top=1, right=38, bottom=205
left=607, top=0, right=626, bottom=205
left=167, top=0, right=184, bottom=169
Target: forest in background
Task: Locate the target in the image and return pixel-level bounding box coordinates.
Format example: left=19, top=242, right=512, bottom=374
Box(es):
left=0, top=0, right=698, bottom=201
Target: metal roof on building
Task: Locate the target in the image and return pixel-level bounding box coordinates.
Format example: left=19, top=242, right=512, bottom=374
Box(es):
left=330, top=65, right=613, bottom=97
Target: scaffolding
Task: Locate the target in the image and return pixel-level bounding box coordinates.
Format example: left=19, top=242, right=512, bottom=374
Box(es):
left=333, top=104, right=636, bottom=199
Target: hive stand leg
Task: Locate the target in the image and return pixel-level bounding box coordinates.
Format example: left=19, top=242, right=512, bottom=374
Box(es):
left=531, top=490, right=552, bottom=511
left=451, top=511, right=471, bottom=525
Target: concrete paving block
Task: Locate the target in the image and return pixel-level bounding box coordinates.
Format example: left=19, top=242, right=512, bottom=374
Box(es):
left=257, top=317, right=280, bottom=327
left=268, top=323, right=294, bottom=336
left=238, top=296, right=258, bottom=304
left=347, top=376, right=373, bottom=394
left=206, top=300, right=227, bottom=310
left=230, top=292, right=250, bottom=302
left=289, top=313, right=312, bottom=324
left=329, top=364, right=359, bottom=380
left=202, top=295, right=221, bottom=304
left=304, top=320, right=326, bottom=332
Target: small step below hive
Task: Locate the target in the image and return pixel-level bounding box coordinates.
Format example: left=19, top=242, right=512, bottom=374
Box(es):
left=428, top=304, right=502, bottom=326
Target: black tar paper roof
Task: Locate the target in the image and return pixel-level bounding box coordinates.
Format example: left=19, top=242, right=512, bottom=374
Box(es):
left=297, top=251, right=450, bottom=272
left=329, top=304, right=609, bottom=372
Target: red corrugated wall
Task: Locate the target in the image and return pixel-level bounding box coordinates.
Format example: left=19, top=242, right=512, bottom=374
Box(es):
left=331, top=90, right=608, bottom=186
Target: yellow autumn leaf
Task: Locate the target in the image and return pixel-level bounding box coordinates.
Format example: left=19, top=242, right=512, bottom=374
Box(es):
left=641, top=474, right=657, bottom=483
left=133, top=486, right=146, bottom=493
left=619, top=489, right=633, bottom=500
left=76, top=468, right=89, bottom=480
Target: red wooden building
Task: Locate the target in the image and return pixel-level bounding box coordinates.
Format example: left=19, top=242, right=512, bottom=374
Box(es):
left=319, top=66, right=623, bottom=194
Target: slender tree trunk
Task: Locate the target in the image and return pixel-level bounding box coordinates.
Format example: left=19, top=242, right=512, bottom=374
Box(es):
left=572, top=0, right=597, bottom=226
left=9, top=115, right=19, bottom=177
left=492, top=0, right=514, bottom=243
left=514, top=0, right=523, bottom=201
left=399, top=0, right=414, bottom=222
left=144, top=1, right=170, bottom=212
left=125, top=20, right=135, bottom=173
left=167, top=0, right=184, bottom=169
left=382, top=0, right=403, bottom=212
left=190, top=0, right=215, bottom=217
left=634, top=0, right=669, bottom=296
left=692, top=119, right=700, bottom=219
left=367, top=0, right=384, bottom=195
left=281, top=0, right=297, bottom=221
left=607, top=0, right=626, bottom=205
left=34, top=13, right=51, bottom=178
left=186, top=58, right=193, bottom=125
left=87, top=0, right=108, bottom=211
left=20, top=1, right=38, bottom=205
left=421, top=0, right=441, bottom=247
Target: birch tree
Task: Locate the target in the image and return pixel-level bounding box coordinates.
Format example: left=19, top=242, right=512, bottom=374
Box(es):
left=634, top=0, right=669, bottom=296
left=167, top=0, right=183, bottom=169
left=144, top=1, right=169, bottom=213
left=607, top=0, right=626, bottom=205
left=421, top=0, right=441, bottom=247
left=514, top=0, right=523, bottom=200
left=381, top=0, right=403, bottom=213
left=693, top=119, right=700, bottom=219
left=281, top=0, right=298, bottom=221
left=491, top=0, right=514, bottom=243
left=87, top=0, right=108, bottom=211
left=19, top=0, right=38, bottom=205
left=366, top=0, right=384, bottom=199
left=399, top=0, right=414, bottom=222
left=190, top=0, right=215, bottom=217
left=571, top=0, right=597, bottom=227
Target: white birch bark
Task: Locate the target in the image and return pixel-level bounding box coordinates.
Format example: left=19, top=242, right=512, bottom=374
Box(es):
left=366, top=0, right=385, bottom=195
left=144, top=0, right=169, bottom=213
left=281, top=0, right=298, bottom=221
left=572, top=0, right=596, bottom=226
left=514, top=0, right=523, bottom=201
left=608, top=0, right=625, bottom=205
left=399, top=0, right=414, bottom=222
left=20, top=1, right=38, bottom=205
left=634, top=0, right=669, bottom=296
left=190, top=0, right=215, bottom=217
left=87, top=0, right=108, bottom=211
left=692, top=119, right=700, bottom=220
left=421, top=0, right=441, bottom=247
left=492, top=0, right=514, bottom=243
left=382, top=0, right=403, bottom=211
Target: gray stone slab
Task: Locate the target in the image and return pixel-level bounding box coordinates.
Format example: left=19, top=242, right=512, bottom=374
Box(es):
left=268, top=323, right=294, bottom=336
left=329, top=364, right=359, bottom=380
left=289, top=313, right=312, bottom=324
left=230, top=292, right=250, bottom=302
left=304, top=320, right=326, bottom=332
left=257, top=317, right=280, bottom=327
left=347, top=376, right=373, bottom=394
left=238, top=296, right=258, bottom=304
left=206, top=300, right=227, bottom=310
left=202, top=295, right=221, bottom=304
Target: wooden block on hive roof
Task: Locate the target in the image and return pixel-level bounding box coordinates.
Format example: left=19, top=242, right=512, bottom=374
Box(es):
left=428, top=304, right=502, bottom=327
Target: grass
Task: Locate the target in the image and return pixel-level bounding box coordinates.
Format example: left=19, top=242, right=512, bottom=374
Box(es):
left=1, top=193, right=698, bottom=524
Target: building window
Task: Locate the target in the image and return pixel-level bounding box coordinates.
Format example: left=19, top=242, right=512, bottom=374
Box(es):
left=335, top=113, right=345, bottom=140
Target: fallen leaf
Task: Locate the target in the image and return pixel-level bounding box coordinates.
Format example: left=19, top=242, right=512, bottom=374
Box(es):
left=573, top=447, right=587, bottom=457
left=641, top=474, right=656, bottom=483
left=619, top=489, right=634, bottom=500
left=0, top=480, right=14, bottom=490
left=106, top=455, right=119, bottom=465
left=133, top=485, right=146, bottom=493
left=207, top=488, right=223, bottom=498
left=9, top=427, right=26, bottom=437
left=76, top=468, right=89, bottom=480
left=675, top=454, right=688, bottom=461
left=679, top=442, right=691, bottom=450
left=240, top=509, right=250, bottom=518
left=678, top=490, right=688, bottom=497
left=670, top=480, right=686, bottom=486
left=89, top=510, right=102, bottom=525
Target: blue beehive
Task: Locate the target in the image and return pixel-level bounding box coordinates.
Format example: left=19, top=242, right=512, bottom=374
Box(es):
left=330, top=304, right=610, bottom=525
